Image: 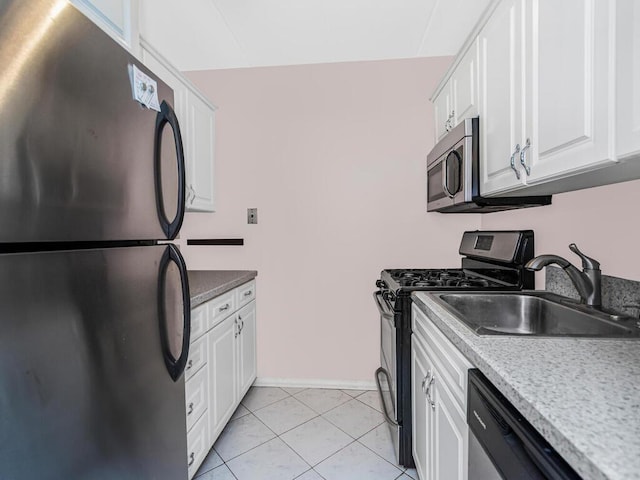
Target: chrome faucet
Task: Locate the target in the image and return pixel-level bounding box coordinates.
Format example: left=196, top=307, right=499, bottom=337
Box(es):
left=525, top=243, right=601, bottom=308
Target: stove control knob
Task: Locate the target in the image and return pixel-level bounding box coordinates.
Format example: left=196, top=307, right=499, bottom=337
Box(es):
left=376, top=279, right=386, bottom=289
left=387, top=291, right=396, bottom=302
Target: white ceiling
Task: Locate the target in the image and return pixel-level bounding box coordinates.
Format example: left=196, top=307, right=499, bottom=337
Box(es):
left=139, top=0, right=491, bottom=71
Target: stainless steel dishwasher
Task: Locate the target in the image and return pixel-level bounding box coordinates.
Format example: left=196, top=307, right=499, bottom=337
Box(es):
left=467, top=369, right=582, bottom=480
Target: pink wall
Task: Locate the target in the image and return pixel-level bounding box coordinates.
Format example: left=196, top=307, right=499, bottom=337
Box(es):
left=481, top=179, right=640, bottom=283
left=181, top=58, right=480, bottom=383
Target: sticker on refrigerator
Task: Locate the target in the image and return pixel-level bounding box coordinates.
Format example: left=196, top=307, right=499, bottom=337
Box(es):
left=129, top=64, right=161, bottom=112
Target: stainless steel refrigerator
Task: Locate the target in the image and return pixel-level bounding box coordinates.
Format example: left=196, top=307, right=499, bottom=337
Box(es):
left=0, top=1, right=191, bottom=478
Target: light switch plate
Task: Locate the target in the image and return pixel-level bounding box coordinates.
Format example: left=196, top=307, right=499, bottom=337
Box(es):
left=247, top=208, right=258, bottom=224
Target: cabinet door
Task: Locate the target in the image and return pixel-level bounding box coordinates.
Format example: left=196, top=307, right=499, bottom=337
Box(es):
left=525, top=0, right=614, bottom=185
left=433, top=84, right=453, bottom=143
left=185, top=91, right=216, bottom=212
left=412, top=336, right=433, bottom=480
left=616, top=0, right=640, bottom=160
left=70, top=0, right=139, bottom=53
left=208, top=314, right=238, bottom=443
left=237, top=301, right=257, bottom=399
left=432, top=372, right=468, bottom=480
left=479, top=0, right=526, bottom=196
left=451, top=39, right=480, bottom=125
left=140, top=46, right=188, bottom=126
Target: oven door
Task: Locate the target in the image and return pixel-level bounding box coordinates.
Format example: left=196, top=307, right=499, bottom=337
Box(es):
left=373, top=290, right=400, bottom=456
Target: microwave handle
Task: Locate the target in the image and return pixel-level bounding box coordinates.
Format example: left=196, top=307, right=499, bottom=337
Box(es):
left=442, top=155, right=455, bottom=198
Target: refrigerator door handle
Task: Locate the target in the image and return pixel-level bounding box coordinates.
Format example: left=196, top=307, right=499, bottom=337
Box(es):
left=154, top=100, right=186, bottom=240
left=158, top=244, right=191, bottom=381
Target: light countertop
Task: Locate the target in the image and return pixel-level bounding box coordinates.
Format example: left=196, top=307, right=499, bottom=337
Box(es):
left=412, top=291, right=640, bottom=480
left=188, top=270, right=257, bottom=308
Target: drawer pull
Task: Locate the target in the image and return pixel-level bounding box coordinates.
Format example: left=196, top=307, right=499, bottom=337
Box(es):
left=219, top=304, right=230, bottom=312
left=187, top=402, right=194, bottom=415
left=186, top=359, right=193, bottom=370
left=188, top=452, right=195, bottom=467
left=244, top=290, right=252, bottom=297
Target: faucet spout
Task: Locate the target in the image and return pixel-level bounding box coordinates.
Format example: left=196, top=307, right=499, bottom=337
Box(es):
left=525, top=255, right=572, bottom=271
left=525, top=245, right=601, bottom=308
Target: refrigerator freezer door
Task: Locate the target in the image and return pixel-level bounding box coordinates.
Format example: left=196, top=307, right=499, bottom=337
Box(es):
left=0, top=0, right=185, bottom=242
left=0, top=245, right=190, bottom=480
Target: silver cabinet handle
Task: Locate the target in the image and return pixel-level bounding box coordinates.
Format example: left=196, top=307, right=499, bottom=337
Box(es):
left=519, top=138, right=531, bottom=175
left=421, top=375, right=428, bottom=394
left=234, top=317, right=239, bottom=338
left=244, top=290, right=252, bottom=297
left=510, top=144, right=521, bottom=180
left=186, top=359, right=193, bottom=370
left=219, top=303, right=230, bottom=312
left=425, top=374, right=435, bottom=410
left=187, top=184, right=195, bottom=205
left=188, top=452, right=195, bottom=467
left=187, top=402, right=194, bottom=415
left=421, top=371, right=432, bottom=394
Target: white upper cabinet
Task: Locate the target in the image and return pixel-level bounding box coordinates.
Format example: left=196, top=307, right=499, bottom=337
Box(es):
left=451, top=39, right=480, bottom=130
left=478, top=0, right=526, bottom=195
left=140, top=41, right=216, bottom=213
left=433, top=88, right=453, bottom=143
left=432, top=39, right=480, bottom=144
left=70, top=0, right=139, bottom=54
left=185, top=90, right=216, bottom=212
left=435, top=0, right=640, bottom=198
left=616, top=0, right=640, bottom=160
left=479, top=0, right=614, bottom=197
left=523, top=0, right=614, bottom=187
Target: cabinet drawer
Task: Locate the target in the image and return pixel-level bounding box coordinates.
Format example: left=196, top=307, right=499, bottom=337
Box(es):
left=208, top=290, right=236, bottom=329
left=412, top=304, right=471, bottom=409
left=237, top=280, right=256, bottom=309
left=185, top=365, right=208, bottom=431
left=190, top=303, right=208, bottom=342
left=186, top=410, right=209, bottom=479
left=185, top=334, right=208, bottom=381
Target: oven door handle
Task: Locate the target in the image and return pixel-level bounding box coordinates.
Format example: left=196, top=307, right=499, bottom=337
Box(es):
left=373, top=291, right=394, bottom=320
left=375, top=367, right=399, bottom=426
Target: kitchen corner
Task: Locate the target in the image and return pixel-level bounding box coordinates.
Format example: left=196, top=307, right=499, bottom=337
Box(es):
left=411, top=290, right=640, bottom=480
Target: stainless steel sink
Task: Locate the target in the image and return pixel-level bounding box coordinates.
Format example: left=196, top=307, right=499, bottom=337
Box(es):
left=433, top=291, right=640, bottom=337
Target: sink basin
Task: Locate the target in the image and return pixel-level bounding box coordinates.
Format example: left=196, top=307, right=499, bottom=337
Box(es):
left=433, top=291, right=640, bottom=337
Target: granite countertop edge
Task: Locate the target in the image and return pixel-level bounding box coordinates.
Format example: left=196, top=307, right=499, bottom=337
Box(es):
left=188, top=270, right=258, bottom=308
left=412, top=291, right=640, bottom=480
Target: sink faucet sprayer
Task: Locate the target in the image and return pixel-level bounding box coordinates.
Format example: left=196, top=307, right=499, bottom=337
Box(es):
left=525, top=244, right=601, bottom=308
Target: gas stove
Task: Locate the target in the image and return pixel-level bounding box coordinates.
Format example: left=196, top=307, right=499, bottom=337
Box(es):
left=373, top=230, right=536, bottom=468
left=385, top=269, right=499, bottom=289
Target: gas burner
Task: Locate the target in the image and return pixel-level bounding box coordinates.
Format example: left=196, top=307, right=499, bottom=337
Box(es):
left=453, top=278, right=490, bottom=288
left=412, top=280, right=443, bottom=287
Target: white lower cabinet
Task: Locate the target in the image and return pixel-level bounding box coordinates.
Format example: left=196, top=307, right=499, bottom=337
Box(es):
left=185, top=280, right=257, bottom=478
left=237, top=302, right=257, bottom=398
left=186, top=411, right=209, bottom=479
left=208, top=313, right=238, bottom=442
left=412, top=304, right=471, bottom=480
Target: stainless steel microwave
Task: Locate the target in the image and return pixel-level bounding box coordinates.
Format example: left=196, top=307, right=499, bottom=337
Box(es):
left=426, top=118, right=551, bottom=213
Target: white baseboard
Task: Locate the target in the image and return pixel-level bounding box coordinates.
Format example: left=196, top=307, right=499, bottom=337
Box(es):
left=254, top=377, right=376, bottom=391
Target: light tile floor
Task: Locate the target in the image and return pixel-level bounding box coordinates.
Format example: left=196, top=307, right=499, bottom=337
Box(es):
left=194, top=386, right=418, bottom=480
